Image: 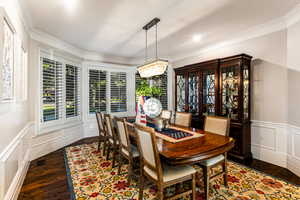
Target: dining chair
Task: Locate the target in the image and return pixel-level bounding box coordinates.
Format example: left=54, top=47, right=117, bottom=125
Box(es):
left=103, top=114, right=119, bottom=168
left=134, top=123, right=196, bottom=200
left=174, top=112, right=192, bottom=128
left=199, top=116, right=231, bottom=200
left=115, top=117, right=140, bottom=185
left=95, top=112, right=108, bottom=154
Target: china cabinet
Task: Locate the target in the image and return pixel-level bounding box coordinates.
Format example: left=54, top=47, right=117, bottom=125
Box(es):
left=174, top=54, right=252, bottom=162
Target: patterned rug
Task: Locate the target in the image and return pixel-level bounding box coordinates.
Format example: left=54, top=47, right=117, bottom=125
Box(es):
left=64, top=143, right=300, bottom=200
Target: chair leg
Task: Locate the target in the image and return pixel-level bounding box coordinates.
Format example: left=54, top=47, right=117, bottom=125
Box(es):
left=222, top=161, right=228, bottom=187
left=112, top=147, right=117, bottom=168
left=117, top=153, right=123, bottom=175
left=127, top=159, right=133, bottom=185
left=203, top=166, right=209, bottom=200
left=106, top=144, right=111, bottom=160
left=102, top=141, right=107, bottom=156
left=158, top=185, right=164, bottom=200
left=192, top=174, right=196, bottom=200
left=139, top=172, right=145, bottom=200
left=98, top=139, right=101, bottom=151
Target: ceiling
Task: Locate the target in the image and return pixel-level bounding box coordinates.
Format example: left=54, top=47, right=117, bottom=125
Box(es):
left=21, top=0, right=300, bottom=62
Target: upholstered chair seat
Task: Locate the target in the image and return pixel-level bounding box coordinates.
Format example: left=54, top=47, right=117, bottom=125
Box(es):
left=198, top=155, right=225, bottom=167
left=135, top=123, right=196, bottom=200
left=144, top=163, right=196, bottom=182
left=198, top=116, right=231, bottom=200
left=121, top=145, right=139, bottom=158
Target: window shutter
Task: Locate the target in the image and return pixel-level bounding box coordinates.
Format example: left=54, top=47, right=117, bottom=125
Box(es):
left=157, top=71, right=168, bottom=110
left=41, top=58, right=63, bottom=122
left=89, top=69, right=107, bottom=113
left=110, top=72, right=127, bottom=112
left=66, top=64, right=80, bottom=118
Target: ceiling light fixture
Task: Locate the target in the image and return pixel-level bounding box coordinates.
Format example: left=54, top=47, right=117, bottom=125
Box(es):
left=64, top=0, right=78, bottom=13
left=137, top=18, right=168, bottom=78
left=193, top=34, right=202, bottom=42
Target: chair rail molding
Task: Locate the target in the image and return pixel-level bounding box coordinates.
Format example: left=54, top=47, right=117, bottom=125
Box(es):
left=251, top=120, right=300, bottom=177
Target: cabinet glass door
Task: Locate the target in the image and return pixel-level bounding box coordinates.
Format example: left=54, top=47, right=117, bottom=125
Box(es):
left=188, top=73, right=199, bottom=115
left=202, top=70, right=216, bottom=116
left=176, top=74, right=186, bottom=112
left=243, top=67, right=250, bottom=120
left=220, top=65, right=240, bottom=120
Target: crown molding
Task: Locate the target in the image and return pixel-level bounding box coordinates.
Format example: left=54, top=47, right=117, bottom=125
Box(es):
left=285, top=3, right=300, bottom=27
left=30, top=29, right=138, bottom=66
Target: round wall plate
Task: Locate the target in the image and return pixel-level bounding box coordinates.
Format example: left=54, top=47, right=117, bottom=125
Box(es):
left=143, top=98, right=162, bottom=118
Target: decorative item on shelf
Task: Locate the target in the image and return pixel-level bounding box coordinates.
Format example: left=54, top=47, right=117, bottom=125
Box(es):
left=137, top=18, right=168, bottom=78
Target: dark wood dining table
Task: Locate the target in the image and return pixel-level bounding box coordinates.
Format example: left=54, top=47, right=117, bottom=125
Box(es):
left=126, top=121, right=235, bottom=166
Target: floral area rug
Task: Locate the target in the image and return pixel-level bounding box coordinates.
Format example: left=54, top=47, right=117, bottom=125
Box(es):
left=64, top=143, right=300, bottom=200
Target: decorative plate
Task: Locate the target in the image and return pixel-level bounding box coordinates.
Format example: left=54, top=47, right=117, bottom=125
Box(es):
left=143, top=98, right=162, bottom=118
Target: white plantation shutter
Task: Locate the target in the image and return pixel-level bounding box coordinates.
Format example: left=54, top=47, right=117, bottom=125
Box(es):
left=66, top=64, right=80, bottom=118
left=89, top=69, right=107, bottom=113
left=41, top=57, right=63, bottom=122
left=110, top=72, right=127, bottom=112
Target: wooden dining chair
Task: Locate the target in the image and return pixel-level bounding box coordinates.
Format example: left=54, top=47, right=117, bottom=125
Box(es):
left=134, top=123, right=196, bottom=200
left=174, top=112, right=192, bottom=128
left=199, top=116, right=231, bottom=200
left=115, top=117, right=140, bottom=184
left=103, top=114, right=119, bottom=168
left=161, top=110, right=172, bottom=122
left=95, top=112, right=108, bottom=154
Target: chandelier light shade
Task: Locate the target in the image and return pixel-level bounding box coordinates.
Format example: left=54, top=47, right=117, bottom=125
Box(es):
left=138, top=59, right=168, bottom=78
left=138, top=18, right=168, bottom=78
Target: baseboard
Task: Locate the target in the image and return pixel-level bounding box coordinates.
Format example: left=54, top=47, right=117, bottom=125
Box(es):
left=252, top=145, right=287, bottom=167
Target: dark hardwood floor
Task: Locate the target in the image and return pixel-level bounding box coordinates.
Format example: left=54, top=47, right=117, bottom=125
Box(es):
left=18, top=137, right=300, bottom=200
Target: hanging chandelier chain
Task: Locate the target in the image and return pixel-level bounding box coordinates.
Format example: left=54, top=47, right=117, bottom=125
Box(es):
left=145, top=30, right=148, bottom=62
left=156, top=24, right=158, bottom=60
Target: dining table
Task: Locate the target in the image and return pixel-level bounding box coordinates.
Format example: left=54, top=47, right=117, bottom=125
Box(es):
left=126, top=119, right=235, bottom=166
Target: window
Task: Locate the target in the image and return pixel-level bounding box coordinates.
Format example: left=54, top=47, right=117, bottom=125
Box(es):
left=89, top=69, right=107, bottom=113
left=1, top=19, right=14, bottom=101
left=110, top=72, right=127, bottom=112
left=135, top=71, right=168, bottom=109
left=66, top=64, right=80, bottom=118
left=41, top=58, right=63, bottom=122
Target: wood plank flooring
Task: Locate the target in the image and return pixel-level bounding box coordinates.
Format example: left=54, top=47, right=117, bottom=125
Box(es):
left=18, top=137, right=300, bottom=200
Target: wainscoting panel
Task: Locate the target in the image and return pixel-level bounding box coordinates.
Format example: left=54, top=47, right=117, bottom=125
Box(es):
left=0, top=122, right=34, bottom=200
left=251, top=120, right=300, bottom=177
left=30, top=124, right=83, bottom=161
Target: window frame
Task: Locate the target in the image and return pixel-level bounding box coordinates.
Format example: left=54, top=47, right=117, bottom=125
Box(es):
left=87, top=65, right=133, bottom=118
left=39, top=50, right=82, bottom=132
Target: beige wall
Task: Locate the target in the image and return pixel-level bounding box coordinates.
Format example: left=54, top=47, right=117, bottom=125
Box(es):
left=172, top=30, right=288, bottom=123
left=0, top=1, right=30, bottom=153
left=287, top=20, right=300, bottom=127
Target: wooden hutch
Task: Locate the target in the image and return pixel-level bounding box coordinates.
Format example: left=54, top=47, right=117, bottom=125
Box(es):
left=174, top=54, right=252, bottom=162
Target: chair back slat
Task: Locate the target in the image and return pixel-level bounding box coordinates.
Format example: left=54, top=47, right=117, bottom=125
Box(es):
left=104, top=114, right=114, bottom=138
left=96, top=112, right=105, bottom=136
left=174, top=112, right=192, bottom=127
left=204, top=116, right=230, bottom=136
left=116, top=120, right=128, bottom=147
left=161, top=110, right=172, bottom=120
left=134, top=123, right=163, bottom=181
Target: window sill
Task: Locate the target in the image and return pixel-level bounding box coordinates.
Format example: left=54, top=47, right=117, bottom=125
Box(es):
left=39, top=120, right=83, bottom=135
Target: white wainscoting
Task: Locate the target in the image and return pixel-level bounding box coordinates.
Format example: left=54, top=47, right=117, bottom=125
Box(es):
left=0, top=122, right=34, bottom=200
left=30, top=123, right=84, bottom=161
left=251, top=120, right=300, bottom=177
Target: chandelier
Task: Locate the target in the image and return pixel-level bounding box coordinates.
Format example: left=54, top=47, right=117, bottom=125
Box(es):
left=137, top=18, right=168, bottom=78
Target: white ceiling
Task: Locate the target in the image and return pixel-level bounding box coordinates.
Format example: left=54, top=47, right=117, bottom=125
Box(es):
left=21, top=0, right=300, bottom=62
